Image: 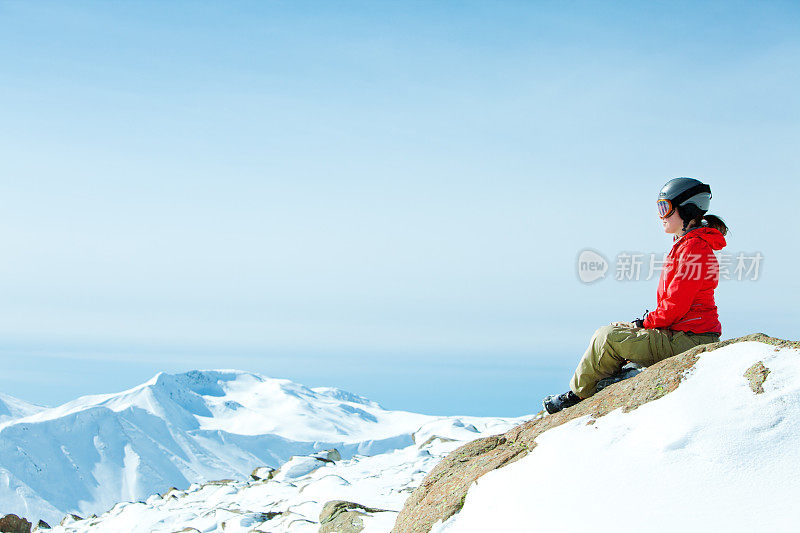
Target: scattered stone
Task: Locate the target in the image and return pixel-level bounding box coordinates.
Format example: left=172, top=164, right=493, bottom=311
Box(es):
left=273, top=456, right=328, bottom=481
left=312, top=448, right=342, bottom=463
left=319, top=500, right=392, bottom=533
left=0, top=514, right=32, bottom=533
left=161, top=486, right=179, bottom=498
left=320, top=511, right=364, bottom=533
left=418, top=435, right=457, bottom=449
left=203, top=479, right=234, bottom=486
left=58, top=515, right=82, bottom=527
left=251, top=466, right=277, bottom=480
left=744, top=361, right=771, bottom=394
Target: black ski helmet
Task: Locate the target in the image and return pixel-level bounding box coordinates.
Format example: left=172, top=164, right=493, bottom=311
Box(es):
left=658, top=177, right=712, bottom=210
left=658, top=177, right=712, bottom=231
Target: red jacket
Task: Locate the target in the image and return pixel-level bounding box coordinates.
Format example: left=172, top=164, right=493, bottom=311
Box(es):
left=642, top=226, right=727, bottom=335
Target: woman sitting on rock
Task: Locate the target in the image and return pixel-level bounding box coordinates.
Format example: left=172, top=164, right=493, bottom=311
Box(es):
left=543, top=177, right=728, bottom=414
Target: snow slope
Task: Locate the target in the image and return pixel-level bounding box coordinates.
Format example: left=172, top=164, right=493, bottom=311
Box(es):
left=0, top=370, right=453, bottom=525
left=432, top=341, right=800, bottom=532
left=45, top=416, right=526, bottom=532
left=0, top=392, right=46, bottom=424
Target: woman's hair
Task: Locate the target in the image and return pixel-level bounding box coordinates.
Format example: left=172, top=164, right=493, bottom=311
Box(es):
left=677, top=204, right=729, bottom=236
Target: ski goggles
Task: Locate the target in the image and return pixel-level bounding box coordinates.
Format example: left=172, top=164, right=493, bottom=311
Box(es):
left=657, top=199, right=675, bottom=218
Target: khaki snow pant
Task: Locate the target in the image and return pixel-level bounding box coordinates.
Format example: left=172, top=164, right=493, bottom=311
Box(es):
left=570, top=325, right=721, bottom=399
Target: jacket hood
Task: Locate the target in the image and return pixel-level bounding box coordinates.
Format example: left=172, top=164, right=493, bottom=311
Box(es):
left=674, top=226, right=727, bottom=251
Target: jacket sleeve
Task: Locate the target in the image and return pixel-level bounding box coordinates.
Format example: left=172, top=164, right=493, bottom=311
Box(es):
left=643, top=240, right=707, bottom=329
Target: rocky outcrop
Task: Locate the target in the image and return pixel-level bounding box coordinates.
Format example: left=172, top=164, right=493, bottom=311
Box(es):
left=251, top=466, right=277, bottom=481
left=273, top=456, right=329, bottom=482
left=0, top=514, right=32, bottom=533
left=57, top=515, right=82, bottom=527
left=312, top=448, right=342, bottom=463
left=250, top=449, right=339, bottom=483
left=319, top=501, right=392, bottom=533
left=392, top=333, right=799, bottom=533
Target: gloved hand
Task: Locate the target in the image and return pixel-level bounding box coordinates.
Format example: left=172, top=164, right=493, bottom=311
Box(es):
left=632, top=309, right=649, bottom=328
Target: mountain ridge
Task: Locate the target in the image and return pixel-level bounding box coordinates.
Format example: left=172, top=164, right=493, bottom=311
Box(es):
left=0, top=369, right=435, bottom=525
left=0, top=392, right=46, bottom=425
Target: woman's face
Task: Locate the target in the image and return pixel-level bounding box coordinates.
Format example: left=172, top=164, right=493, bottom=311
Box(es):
left=661, top=208, right=684, bottom=235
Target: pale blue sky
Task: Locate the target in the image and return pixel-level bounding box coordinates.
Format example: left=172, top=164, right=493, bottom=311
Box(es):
left=1, top=1, right=798, bottom=415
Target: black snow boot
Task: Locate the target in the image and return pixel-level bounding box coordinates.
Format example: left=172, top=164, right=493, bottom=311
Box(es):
left=594, top=362, right=645, bottom=394
left=542, top=390, right=582, bottom=414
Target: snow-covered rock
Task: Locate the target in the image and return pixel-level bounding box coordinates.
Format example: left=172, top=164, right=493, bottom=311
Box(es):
left=250, top=466, right=277, bottom=481
left=394, top=334, right=800, bottom=533
left=319, top=500, right=392, bottom=533
left=272, top=456, right=329, bottom=482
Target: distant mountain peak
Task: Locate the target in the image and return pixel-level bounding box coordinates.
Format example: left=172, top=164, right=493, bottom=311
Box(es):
left=0, top=369, right=434, bottom=525
left=0, top=392, right=46, bottom=424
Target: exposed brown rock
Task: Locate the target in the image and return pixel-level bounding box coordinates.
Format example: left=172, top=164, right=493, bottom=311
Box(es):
left=391, top=333, right=799, bottom=533
left=319, top=500, right=392, bottom=533
left=251, top=466, right=277, bottom=481
left=202, top=479, right=234, bottom=486
left=744, top=361, right=771, bottom=394
left=161, top=487, right=180, bottom=499
left=0, top=514, right=32, bottom=533
left=319, top=511, right=364, bottom=533
left=58, top=515, right=83, bottom=527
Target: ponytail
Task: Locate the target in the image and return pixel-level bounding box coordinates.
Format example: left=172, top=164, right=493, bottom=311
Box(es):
left=677, top=203, right=730, bottom=236
left=702, top=214, right=729, bottom=236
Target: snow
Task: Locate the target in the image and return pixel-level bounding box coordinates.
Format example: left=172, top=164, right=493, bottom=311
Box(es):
left=271, top=456, right=328, bottom=481
left=0, top=392, right=46, bottom=424
left=432, top=341, right=800, bottom=532
left=5, top=341, right=798, bottom=532
left=0, top=369, right=526, bottom=528
left=42, top=416, right=526, bottom=532
left=19, top=370, right=424, bottom=442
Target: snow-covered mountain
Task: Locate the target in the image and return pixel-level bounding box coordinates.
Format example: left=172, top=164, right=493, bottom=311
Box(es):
left=0, top=370, right=491, bottom=526
left=14, top=336, right=796, bottom=532
left=42, top=416, right=525, bottom=532
left=0, top=392, right=45, bottom=424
